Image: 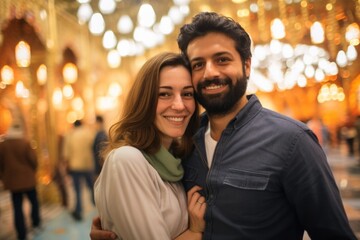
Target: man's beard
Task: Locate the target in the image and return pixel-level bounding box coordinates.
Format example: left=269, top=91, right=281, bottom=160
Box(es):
left=195, top=75, right=247, bottom=117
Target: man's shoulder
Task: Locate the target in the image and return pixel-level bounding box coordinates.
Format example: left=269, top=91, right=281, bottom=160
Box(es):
left=249, top=94, right=308, bottom=131
left=261, top=107, right=308, bottom=130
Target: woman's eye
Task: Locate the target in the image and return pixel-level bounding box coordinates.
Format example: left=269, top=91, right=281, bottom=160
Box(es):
left=183, top=92, right=194, bottom=97
left=159, top=92, right=170, bottom=97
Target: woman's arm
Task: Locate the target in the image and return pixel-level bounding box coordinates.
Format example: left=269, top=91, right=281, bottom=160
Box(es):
left=175, top=186, right=206, bottom=240
left=90, top=185, right=206, bottom=240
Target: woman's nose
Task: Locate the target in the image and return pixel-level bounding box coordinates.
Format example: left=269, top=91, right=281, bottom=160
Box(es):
left=171, top=95, right=185, bottom=110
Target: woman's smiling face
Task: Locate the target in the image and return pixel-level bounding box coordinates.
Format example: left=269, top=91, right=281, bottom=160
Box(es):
left=155, top=65, right=195, bottom=149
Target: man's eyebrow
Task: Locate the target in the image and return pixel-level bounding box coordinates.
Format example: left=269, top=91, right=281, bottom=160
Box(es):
left=213, top=52, right=231, bottom=57
left=189, top=57, right=203, bottom=63
left=189, top=52, right=232, bottom=63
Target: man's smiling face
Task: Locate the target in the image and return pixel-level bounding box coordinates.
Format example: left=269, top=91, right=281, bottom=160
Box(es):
left=187, top=32, right=251, bottom=116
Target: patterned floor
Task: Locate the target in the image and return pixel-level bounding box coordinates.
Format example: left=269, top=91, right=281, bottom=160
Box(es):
left=1, top=145, right=360, bottom=240
left=0, top=176, right=97, bottom=240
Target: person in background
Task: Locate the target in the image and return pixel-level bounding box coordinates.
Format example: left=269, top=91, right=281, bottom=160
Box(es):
left=354, top=114, right=360, bottom=158
left=93, top=52, right=205, bottom=239
left=0, top=124, right=42, bottom=240
left=341, top=116, right=357, bottom=157
left=53, top=134, right=68, bottom=208
left=63, top=119, right=95, bottom=221
left=90, top=12, right=356, bottom=240
left=307, top=115, right=330, bottom=152
left=92, top=115, right=108, bottom=177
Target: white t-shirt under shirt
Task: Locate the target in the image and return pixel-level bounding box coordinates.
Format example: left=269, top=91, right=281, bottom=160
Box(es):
left=205, top=124, right=218, bottom=168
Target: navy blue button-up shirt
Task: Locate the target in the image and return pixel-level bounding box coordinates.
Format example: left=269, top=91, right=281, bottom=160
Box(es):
left=182, top=94, right=356, bottom=240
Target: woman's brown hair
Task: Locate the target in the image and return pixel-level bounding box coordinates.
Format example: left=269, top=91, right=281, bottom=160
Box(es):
left=102, top=52, right=199, bottom=160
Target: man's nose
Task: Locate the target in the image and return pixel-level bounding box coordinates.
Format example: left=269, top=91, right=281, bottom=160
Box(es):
left=203, top=62, right=220, bottom=80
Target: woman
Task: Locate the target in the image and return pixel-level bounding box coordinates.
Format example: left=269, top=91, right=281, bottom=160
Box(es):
left=94, top=52, right=205, bottom=240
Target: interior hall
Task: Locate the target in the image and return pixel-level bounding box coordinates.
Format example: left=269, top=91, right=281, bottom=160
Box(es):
left=1, top=0, right=360, bottom=239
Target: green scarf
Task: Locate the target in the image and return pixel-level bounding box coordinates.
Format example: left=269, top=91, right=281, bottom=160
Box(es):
left=142, top=145, right=184, bottom=182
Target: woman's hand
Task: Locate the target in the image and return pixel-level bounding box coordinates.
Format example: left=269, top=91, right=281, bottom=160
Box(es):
left=89, top=217, right=117, bottom=240
left=187, top=186, right=206, bottom=233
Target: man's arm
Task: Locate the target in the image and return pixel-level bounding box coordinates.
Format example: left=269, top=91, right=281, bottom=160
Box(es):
left=89, top=217, right=117, bottom=240
left=284, top=130, right=356, bottom=239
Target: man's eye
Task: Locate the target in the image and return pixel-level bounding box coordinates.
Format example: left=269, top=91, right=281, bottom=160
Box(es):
left=192, top=62, right=203, bottom=70
left=218, top=57, right=229, bottom=63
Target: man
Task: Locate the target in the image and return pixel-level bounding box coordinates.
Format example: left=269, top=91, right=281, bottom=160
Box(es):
left=0, top=124, right=42, bottom=240
left=90, top=12, right=356, bottom=239
left=92, top=115, right=108, bottom=177
left=63, top=119, right=95, bottom=221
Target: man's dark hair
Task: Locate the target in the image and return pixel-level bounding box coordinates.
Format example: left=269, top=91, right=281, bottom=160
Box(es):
left=177, top=12, right=252, bottom=62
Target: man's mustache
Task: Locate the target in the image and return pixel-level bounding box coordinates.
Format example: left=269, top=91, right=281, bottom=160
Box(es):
left=197, top=77, right=232, bottom=89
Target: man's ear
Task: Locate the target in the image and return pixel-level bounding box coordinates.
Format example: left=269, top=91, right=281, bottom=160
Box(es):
left=245, top=58, right=251, bottom=78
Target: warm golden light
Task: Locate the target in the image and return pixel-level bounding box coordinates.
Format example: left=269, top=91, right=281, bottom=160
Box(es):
left=107, top=50, right=121, bottom=68
left=271, top=18, right=285, bottom=40
left=317, top=83, right=345, bottom=103
left=336, top=50, right=348, bottom=67
left=1, top=65, right=14, bottom=85
left=52, top=87, right=63, bottom=109
left=71, top=97, right=84, bottom=111
left=66, top=111, right=78, bottom=124
left=15, top=41, right=31, bottom=67
left=62, top=63, right=78, bottom=84
left=137, top=3, right=156, bottom=28
left=96, top=96, right=117, bottom=111
left=311, top=21, right=325, bottom=44
left=108, top=82, right=122, bottom=97
left=15, top=81, right=29, bottom=98
left=37, top=64, right=47, bottom=85
left=237, top=9, right=249, bottom=18
left=300, top=0, right=307, bottom=8
left=62, top=84, right=74, bottom=99
left=15, top=81, right=24, bottom=97
left=346, top=23, right=360, bottom=46
left=326, top=3, right=333, bottom=11
left=89, top=13, right=105, bottom=35
left=346, top=45, right=358, bottom=61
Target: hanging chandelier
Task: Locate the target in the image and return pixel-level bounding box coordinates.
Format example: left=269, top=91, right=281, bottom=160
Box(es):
left=74, top=0, right=190, bottom=68
left=240, top=0, right=360, bottom=93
